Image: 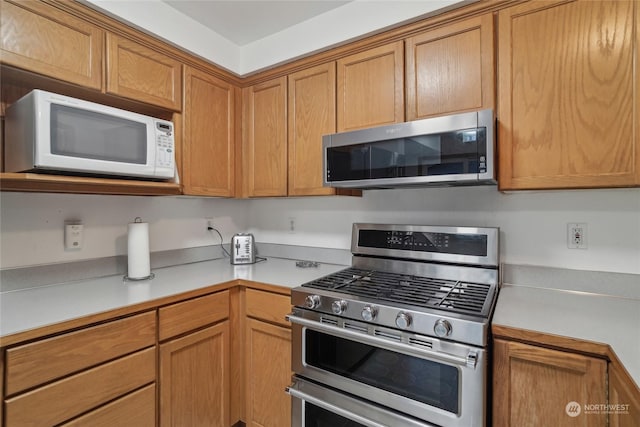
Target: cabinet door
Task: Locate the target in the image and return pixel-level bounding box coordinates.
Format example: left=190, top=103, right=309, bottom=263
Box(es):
left=183, top=67, right=236, bottom=196
left=337, top=41, right=404, bottom=131
left=0, top=0, right=103, bottom=89
left=493, top=339, right=607, bottom=427
left=497, top=0, right=638, bottom=190
left=243, top=77, right=288, bottom=197
left=106, top=33, right=182, bottom=110
left=288, top=62, right=336, bottom=196
left=245, top=318, right=291, bottom=427
left=608, top=361, right=640, bottom=427
left=406, top=13, right=494, bottom=120
left=160, top=322, right=229, bottom=427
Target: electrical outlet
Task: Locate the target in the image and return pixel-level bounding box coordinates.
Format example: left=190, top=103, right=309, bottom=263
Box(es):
left=206, top=218, right=215, bottom=230
left=567, top=223, right=588, bottom=249
left=288, top=217, right=296, bottom=234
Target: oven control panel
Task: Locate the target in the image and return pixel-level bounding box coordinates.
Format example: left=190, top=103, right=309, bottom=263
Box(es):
left=359, top=229, right=487, bottom=256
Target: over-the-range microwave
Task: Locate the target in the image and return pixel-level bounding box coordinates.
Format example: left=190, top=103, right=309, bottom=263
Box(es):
left=323, top=109, right=495, bottom=188
left=4, top=89, right=175, bottom=180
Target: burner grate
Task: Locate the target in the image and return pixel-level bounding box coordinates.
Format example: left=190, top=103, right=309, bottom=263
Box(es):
left=303, top=267, right=493, bottom=316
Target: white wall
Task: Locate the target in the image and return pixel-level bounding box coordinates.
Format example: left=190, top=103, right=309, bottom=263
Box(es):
left=0, top=193, right=248, bottom=268
left=246, top=187, right=640, bottom=275
left=1, top=188, right=639, bottom=275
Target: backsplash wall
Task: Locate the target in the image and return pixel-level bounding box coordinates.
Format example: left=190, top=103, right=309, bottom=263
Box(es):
left=247, top=187, right=640, bottom=275
left=1, top=187, right=639, bottom=275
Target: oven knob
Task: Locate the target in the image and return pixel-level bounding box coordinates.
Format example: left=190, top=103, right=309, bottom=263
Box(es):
left=395, top=312, right=412, bottom=329
left=361, top=305, right=377, bottom=322
left=305, top=295, right=321, bottom=309
left=434, top=319, right=452, bottom=337
left=331, top=300, right=347, bottom=315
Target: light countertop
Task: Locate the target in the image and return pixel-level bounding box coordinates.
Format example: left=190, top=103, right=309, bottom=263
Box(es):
left=0, top=257, right=347, bottom=340
left=493, top=282, right=640, bottom=387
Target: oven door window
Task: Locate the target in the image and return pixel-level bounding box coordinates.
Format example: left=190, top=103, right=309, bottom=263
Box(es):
left=305, top=402, right=365, bottom=427
left=305, top=329, right=459, bottom=414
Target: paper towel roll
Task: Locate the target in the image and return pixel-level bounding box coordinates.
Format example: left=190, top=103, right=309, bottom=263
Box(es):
left=127, top=219, right=151, bottom=280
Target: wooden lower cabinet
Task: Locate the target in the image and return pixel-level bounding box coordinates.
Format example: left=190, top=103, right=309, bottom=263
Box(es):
left=608, top=362, right=640, bottom=427
left=160, top=321, right=230, bottom=427
left=60, top=384, right=156, bottom=427
left=493, top=339, right=607, bottom=427
left=245, top=317, right=292, bottom=427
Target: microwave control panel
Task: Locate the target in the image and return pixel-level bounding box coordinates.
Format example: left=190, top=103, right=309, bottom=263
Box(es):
left=155, top=121, right=175, bottom=169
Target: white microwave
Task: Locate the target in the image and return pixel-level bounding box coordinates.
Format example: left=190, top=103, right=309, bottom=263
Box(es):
left=4, top=89, right=175, bottom=180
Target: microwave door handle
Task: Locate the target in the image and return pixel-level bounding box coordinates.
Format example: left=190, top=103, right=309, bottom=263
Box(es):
left=287, top=385, right=388, bottom=427
left=287, top=313, right=469, bottom=367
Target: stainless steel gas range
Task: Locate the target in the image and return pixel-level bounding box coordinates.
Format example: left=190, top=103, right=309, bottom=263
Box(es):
left=287, top=223, right=500, bottom=427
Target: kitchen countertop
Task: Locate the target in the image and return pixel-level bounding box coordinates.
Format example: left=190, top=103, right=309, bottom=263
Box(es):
left=493, top=277, right=640, bottom=388
left=0, top=257, right=347, bottom=340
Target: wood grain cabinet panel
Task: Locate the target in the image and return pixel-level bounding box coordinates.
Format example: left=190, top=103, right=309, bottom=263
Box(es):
left=337, top=41, right=404, bottom=131
left=60, top=384, right=156, bottom=427
left=158, top=290, right=229, bottom=341
left=608, top=362, right=640, bottom=427
left=182, top=66, right=236, bottom=196
left=245, top=318, right=291, bottom=427
left=0, top=0, right=103, bottom=89
left=245, top=288, right=292, bottom=327
left=160, top=322, right=230, bottom=427
left=106, top=33, right=182, bottom=110
left=493, top=339, right=607, bottom=427
left=406, top=13, right=494, bottom=120
left=287, top=62, right=337, bottom=196
left=243, top=76, right=288, bottom=197
left=497, top=0, right=639, bottom=189
left=5, top=311, right=156, bottom=395
left=5, top=347, right=156, bottom=427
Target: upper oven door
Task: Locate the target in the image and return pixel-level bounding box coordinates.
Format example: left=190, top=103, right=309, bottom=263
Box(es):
left=323, top=109, right=494, bottom=188
left=289, top=310, right=487, bottom=427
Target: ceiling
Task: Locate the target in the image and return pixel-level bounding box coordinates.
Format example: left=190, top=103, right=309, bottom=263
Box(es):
left=163, top=1, right=352, bottom=46
left=85, top=0, right=464, bottom=75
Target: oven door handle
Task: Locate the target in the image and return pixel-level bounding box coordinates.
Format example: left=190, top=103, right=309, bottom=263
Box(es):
left=287, top=385, right=388, bottom=427
left=287, top=313, right=472, bottom=368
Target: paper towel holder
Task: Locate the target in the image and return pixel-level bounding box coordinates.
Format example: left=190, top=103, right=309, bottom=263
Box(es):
left=124, top=217, right=155, bottom=282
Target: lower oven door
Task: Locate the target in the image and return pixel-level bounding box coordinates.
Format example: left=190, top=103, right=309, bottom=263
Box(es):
left=288, top=309, right=487, bottom=427
left=288, top=375, right=436, bottom=427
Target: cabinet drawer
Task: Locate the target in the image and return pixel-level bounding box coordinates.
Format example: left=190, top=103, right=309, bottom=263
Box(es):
left=5, top=311, right=156, bottom=395
left=245, top=288, right=291, bottom=327
left=159, top=290, right=229, bottom=340
left=61, top=384, right=156, bottom=427
left=5, top=347, right=156, bottom=427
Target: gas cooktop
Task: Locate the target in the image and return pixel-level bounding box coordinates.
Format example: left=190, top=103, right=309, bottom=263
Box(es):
left=302, top=267, right=495, bottom=317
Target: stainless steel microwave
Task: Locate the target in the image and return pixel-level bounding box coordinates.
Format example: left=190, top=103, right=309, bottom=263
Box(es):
left=4, top=90, right=175, bottom=180
left=323, top=109, right=495, bottom=188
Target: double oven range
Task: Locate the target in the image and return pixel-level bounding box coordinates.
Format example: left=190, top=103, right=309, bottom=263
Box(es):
left=287, top=223, right=500, bottom=427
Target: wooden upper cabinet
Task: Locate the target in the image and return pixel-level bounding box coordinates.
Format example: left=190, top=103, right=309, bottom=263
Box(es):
left=106, top=33, right=182, bottom=110
left=498, top=0, right=638, bottom=190
left=242, top=76, right=288, bottom=197
left=0, top=0, right=103, bottom=89
left=182, top=67, right=235, bottom=196
left=493, top=339, right=607, bottom=427
left=288, top=62, right=336, bottom=196
left=337, top=41, right=404, bottom=131
left=406, top=13, right=494, bottom=120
